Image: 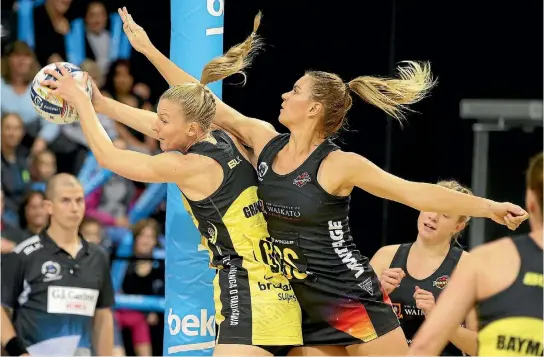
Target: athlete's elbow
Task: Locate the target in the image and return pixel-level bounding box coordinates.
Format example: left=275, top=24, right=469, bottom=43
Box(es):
left=94, top=149, right=119, bottom=173
left=94, top=143, right=119, bottom=170
left=94, top=151, right=110, bottom=169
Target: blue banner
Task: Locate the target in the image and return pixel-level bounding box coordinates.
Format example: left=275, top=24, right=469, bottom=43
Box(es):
left=165, top=1, right=224, bottom=355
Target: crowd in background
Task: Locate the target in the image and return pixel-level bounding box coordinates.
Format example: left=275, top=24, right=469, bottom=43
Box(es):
left=1, top=0, right=167, bottom=355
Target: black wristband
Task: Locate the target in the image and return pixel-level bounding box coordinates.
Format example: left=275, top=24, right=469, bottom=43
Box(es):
left=4, top=337, right=28, bottom=356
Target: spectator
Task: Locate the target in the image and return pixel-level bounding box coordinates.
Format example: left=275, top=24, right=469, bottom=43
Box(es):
left=103, top=59, right=157, bottom=154
left=1, top=188, right=24, bottom=254
left=84, top=138, right=136, bottom=230
left=33, top=0, right=73, bottom=66
left=80, top=216, right=103, bottom=245
left=81, top=58, right=106, bottom=88
left=17, top=190, right=48, bottom=239
left=132, top=82, right=151, bottom=102
left=1, top=1, right=17, bottom=49
left=80, top=215, right=113, bottom=252
left=84, top=174, right=135, bottom=228
left=1, top=113, right=30, bottom=224
left=29, top=149, right=57, bottom=192
left=84, top=0, right=111, bottom=75
left=0, top=41, right=58, bottom=154
left=116, top=219, right=164, bottom=356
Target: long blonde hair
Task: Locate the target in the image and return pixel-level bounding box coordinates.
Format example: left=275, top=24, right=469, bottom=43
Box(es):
left=160, top=12, right=263, bottom=131
left=307, top=61, right=437, bottom=138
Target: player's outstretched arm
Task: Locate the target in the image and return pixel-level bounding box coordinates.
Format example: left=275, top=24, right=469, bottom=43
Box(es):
left=119, top=7, right=278, bottom=157
left=337, top=151, right=529, bottom=230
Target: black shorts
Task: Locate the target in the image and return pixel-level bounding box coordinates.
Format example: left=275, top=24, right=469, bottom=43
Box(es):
left=291, top=268, right=400, bottom=346
left=261, top=345, right=296, bottom=356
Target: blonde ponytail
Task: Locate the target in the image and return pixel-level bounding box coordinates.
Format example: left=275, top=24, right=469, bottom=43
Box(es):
left=348, top=61, right=437, bottom=122
left=200, top=12, right=263, bottom=86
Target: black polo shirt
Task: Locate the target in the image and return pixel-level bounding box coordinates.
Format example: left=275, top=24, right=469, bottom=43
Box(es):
left=1, top=231, right=114, bottom=355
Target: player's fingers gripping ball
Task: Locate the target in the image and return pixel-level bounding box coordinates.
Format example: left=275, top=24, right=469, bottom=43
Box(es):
left=31, top=62, right=92, bottom=125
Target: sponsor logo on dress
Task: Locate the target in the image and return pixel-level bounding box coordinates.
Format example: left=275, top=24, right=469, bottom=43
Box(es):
left=358, top=277, right=374, bottom=296
left=257, top=162, right=268, bottom=181
left=392, top=302, right=403, bottom=319
left=328, top=220, right=365, bottom=279
left=433, top=275, right=449, bottom=289
left=293, top=172, right=311, bottom=187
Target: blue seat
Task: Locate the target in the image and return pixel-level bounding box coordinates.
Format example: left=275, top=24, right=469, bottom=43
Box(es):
left=114, top=293, right=165, bottom=312
left=17, top=0, right=131, bottom=65
left=110, top=231, right=165, bottom=312
left=17, top=0, right=85, bottom=65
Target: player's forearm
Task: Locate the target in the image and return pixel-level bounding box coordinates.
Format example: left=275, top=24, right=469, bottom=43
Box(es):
left=404, top=182, right=494, bottom=218
left=92, top=309, right=114, bottom=356
left=99, top=97, right=158, bottom=140
left=143, top=45, right=199, bottom=87
left=449, top=326, right=478, bottom=356
left=76, top=99, right=116, bottom=165
left=1, top=308, right=17, bottom=346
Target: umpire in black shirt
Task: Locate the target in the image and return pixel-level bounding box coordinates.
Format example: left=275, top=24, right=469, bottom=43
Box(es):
left=1, top=173, right=114, bottom=356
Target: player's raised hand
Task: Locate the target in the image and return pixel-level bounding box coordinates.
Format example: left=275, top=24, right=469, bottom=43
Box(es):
left=42, top=64, right=89, bottom=106
left=118, top=7, right=153, bottom=54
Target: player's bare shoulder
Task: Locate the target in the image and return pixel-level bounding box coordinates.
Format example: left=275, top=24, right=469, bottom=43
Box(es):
left=470, top=237, right=519, bottom=301
left=318, top=150, right=354, bottom=195
left=470, top=237, right=517, bottom=263
left=321, top=150, right=367, bottom=179
left=370, top=244, right=402, bottom=273
left=321, top=149, right=349, bottom=168
left=374, top=244, right=402, bottom=261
